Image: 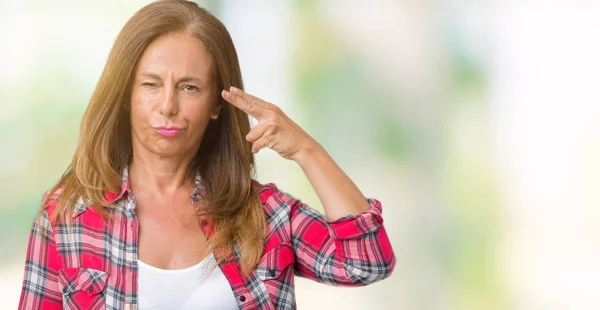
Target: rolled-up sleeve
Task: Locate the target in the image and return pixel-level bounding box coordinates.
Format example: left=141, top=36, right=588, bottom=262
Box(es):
left=280, top=190, right=396, bottom=286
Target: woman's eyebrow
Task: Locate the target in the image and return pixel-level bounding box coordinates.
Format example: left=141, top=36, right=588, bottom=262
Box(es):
left=178, top=76, right=203, bottom=84
left=138, top=72, right=202, bottom=84
left=139, top=72, right=161, bottom=80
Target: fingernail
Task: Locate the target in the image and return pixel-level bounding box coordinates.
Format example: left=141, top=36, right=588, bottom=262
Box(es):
left=222, top=89, right=230, bottom=97
left=230, top=86, right=239, bottom=93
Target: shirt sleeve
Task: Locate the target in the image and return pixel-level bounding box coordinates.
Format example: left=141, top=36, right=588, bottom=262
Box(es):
left=18, top=203, right=63, bottom=309
left=278, top=190, right=396, bottom=286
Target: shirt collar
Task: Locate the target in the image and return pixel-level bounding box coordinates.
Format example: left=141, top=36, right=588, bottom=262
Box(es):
left=73, top=165, right=206, bottom=218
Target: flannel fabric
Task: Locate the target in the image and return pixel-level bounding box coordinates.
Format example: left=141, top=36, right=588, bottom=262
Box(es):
left=18, top=167, right=395, bottom=309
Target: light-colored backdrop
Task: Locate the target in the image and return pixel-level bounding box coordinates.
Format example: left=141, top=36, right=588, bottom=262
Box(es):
left=1, top=1, right=599, bottom=309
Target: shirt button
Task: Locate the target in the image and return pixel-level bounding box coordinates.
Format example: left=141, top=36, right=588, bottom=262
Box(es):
left=88, top=286, right=93, bottom=292
left=62, top=287, right=68, bottom=293
left=268, top=269, right=276, bottom=277
left=239, top=295, right=246, bottom=302
left=201, top=219, right=208, bottom=227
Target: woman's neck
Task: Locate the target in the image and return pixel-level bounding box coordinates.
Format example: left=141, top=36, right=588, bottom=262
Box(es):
left=128, top=154, right=195, bottom=197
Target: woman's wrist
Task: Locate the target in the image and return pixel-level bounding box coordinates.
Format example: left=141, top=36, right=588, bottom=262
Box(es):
left=292, top=140, right=324, bottom=167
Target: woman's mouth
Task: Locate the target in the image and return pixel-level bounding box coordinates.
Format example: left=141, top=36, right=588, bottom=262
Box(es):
left=153, top=126, right=182, bottom=137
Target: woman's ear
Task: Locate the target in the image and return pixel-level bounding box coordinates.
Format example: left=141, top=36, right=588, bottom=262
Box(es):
left=210, top=104, right=222, bottom=120
left=214, top=104, right=222, bottom=117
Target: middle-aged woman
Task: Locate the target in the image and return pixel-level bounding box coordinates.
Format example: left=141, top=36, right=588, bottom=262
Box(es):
left=18, top=1, right=396, bottom=309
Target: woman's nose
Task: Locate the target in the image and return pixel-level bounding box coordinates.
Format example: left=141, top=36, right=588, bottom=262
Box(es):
left=159, top=84, right=179, bottom=116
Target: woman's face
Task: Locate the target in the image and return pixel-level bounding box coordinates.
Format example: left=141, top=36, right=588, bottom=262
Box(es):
left=130, top=31, right=220, bottom=160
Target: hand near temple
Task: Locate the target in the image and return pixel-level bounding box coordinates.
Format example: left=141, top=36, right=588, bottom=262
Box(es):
left=222, top=87, right=319, bottom=161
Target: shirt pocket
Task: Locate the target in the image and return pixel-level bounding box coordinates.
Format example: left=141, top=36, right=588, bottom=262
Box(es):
left=255, top=243, right=296, bottom=309
left=58, top=267, right=109, bottom=310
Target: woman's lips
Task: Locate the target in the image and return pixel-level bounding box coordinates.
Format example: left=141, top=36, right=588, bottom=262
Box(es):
left=153, top=126, right=182, bottom=137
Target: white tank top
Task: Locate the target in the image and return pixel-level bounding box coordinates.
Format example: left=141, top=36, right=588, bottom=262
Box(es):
left=137, top=253, right=238, bottom=309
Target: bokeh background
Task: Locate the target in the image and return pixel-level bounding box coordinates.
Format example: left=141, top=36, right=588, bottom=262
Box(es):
left=1, top=0, right=599, bottom=309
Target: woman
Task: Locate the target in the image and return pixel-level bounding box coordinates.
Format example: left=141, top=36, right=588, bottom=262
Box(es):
left=17, top=1, right=395, bottom=309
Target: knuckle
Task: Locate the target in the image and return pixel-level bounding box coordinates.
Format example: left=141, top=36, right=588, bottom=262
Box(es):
left=271, top=104, right=282, bottom=113
left=265, top=122, right=278, bottom=133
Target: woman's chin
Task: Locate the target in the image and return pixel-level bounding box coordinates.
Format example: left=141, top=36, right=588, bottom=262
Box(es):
left=150, top=142, right=189, bottom=158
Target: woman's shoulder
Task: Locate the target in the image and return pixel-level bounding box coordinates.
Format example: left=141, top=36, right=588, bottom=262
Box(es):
left=250, top=179, right=301, bottom=210
left=39, top=187, right=64, bottom=217
left=39, top=186, right=99, bottom=223
left=251, top=179, right=280, bottom=203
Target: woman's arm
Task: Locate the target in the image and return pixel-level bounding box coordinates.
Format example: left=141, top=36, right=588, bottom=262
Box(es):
left=18, top=203, right=62, bottom=309
left=289, top=138, right=396, bottom=284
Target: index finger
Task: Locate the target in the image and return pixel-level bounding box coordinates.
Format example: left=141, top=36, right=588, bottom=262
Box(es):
left=221, top=87, right=268, bottom=119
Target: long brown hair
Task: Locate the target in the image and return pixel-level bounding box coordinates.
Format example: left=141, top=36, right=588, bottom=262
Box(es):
left=42, top=0, right=265, bottom=276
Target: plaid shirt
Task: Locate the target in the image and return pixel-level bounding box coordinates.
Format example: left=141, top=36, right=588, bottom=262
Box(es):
left=18, top=167, right=396, bottom=309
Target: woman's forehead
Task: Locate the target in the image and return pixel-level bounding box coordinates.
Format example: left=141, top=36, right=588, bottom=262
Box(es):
left=136, top=32, right=212, bottom=81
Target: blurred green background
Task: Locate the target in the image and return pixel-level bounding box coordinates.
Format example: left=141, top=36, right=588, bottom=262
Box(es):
left=2, top=1, right=599, bottom=309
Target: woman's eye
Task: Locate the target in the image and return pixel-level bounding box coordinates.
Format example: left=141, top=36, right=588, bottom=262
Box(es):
left=182, top=85, right=199, bottom=92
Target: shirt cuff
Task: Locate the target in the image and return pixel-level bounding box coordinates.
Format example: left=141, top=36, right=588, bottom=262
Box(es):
left=327, top=198, right=384, bottom=240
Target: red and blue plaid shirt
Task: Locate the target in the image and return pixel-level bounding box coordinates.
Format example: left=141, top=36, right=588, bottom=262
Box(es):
left=18, top=167, right=396, bottom=309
